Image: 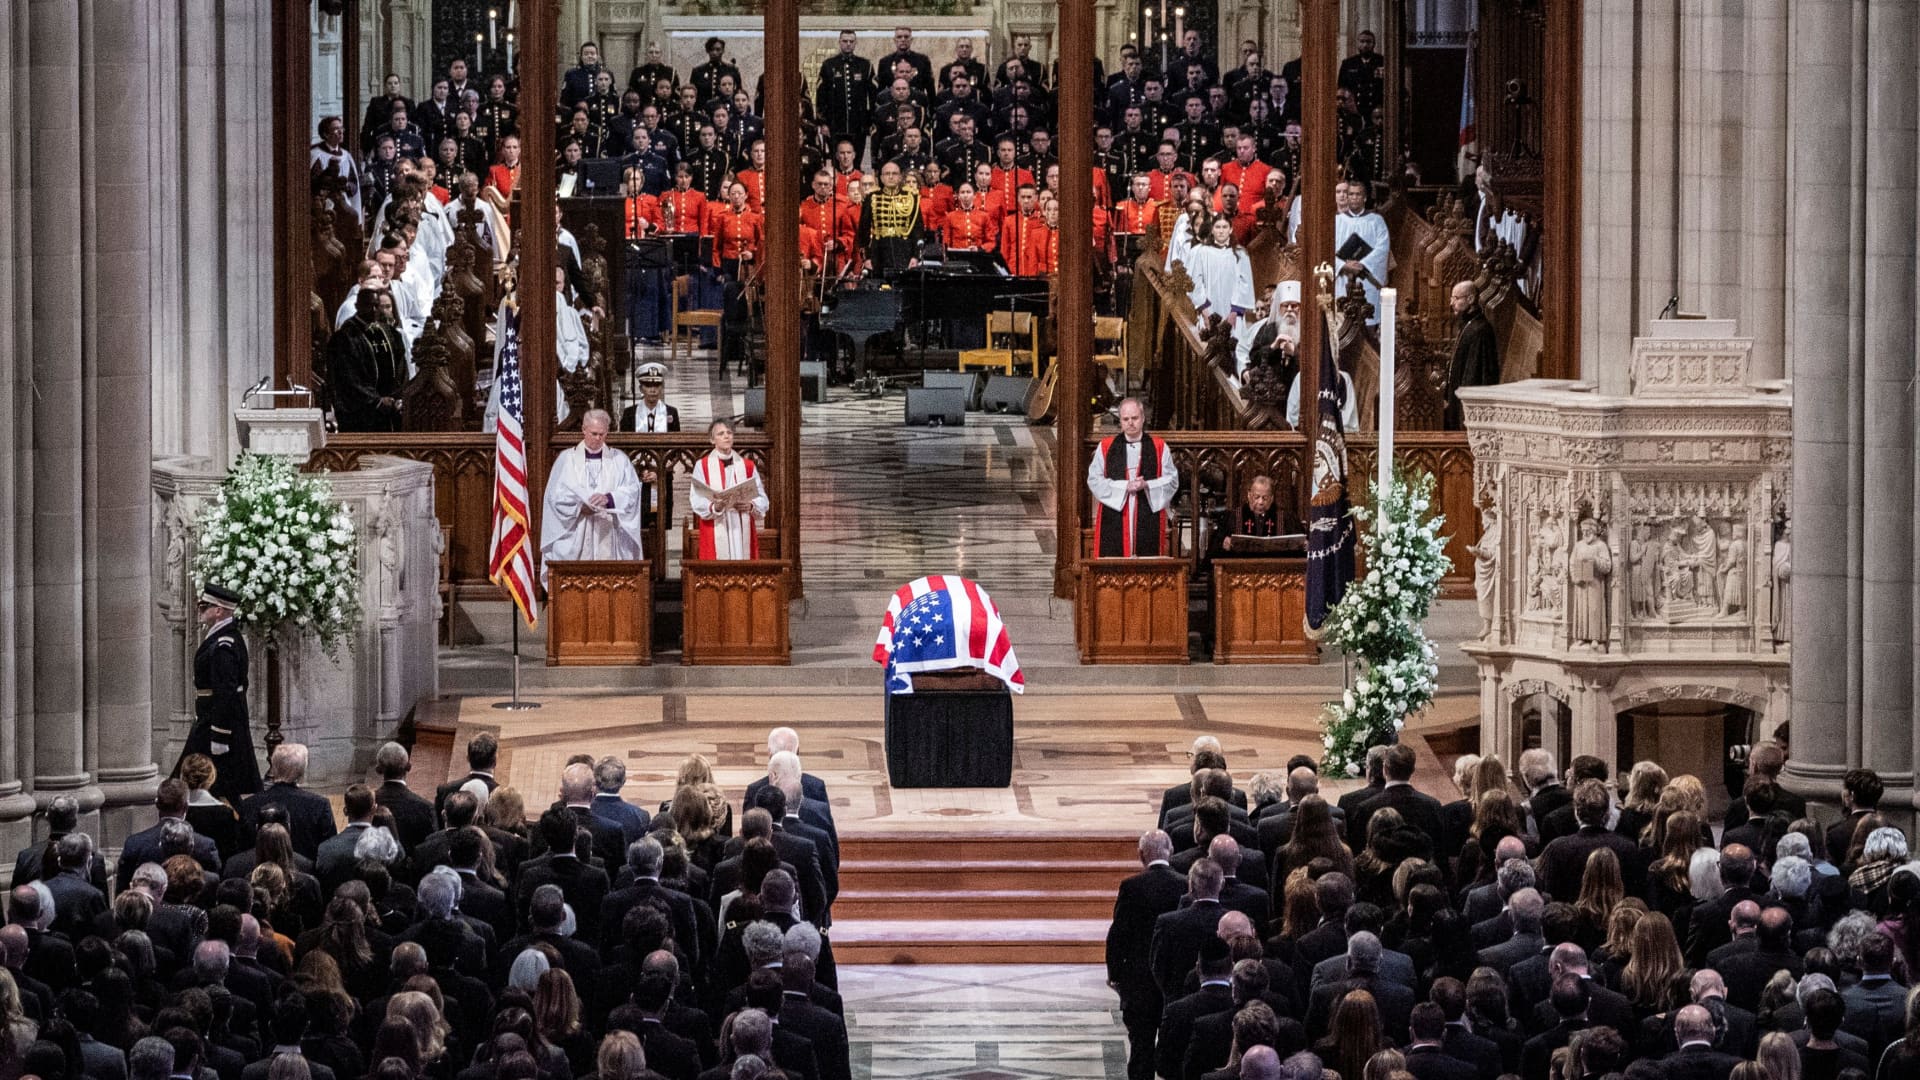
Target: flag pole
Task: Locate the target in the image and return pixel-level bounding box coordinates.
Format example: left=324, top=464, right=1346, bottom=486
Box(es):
left=492, top=598, right=542, bottom=711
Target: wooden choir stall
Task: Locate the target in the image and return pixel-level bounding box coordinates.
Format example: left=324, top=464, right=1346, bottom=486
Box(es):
left=546, top=560, right=653, bottom=665
left=679, top=525, right=791, bottom=665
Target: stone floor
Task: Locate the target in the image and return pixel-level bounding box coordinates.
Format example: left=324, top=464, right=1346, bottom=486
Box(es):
left=840, top=965, right=1126, bottom=1080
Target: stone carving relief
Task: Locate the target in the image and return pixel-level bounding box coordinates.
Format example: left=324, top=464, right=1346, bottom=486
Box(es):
left=1770, top=519, right=1791, bottom=643
left=161, top=497, right=192, bottom=604
left=1567, top=516, right=1612, bottom=648
left=1621, top=481, right=1752, bottom=624
left=1466, top=502, right=1500, bottom=638
left=1513, top=471, right=1568, bottom=619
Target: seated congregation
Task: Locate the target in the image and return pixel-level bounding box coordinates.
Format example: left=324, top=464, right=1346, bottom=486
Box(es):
left=1110, top=736, right=1916, bottom=1080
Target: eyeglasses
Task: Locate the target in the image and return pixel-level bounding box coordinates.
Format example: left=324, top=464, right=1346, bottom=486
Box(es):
left=196, top=601, right=217, bottom=611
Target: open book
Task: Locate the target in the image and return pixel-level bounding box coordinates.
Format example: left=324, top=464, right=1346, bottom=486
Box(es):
left=692, top=476, right=760, bottom=504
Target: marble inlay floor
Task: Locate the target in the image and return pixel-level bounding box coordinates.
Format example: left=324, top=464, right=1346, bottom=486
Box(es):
left=619, top=347, right=1058, bottom=597
left=841, top=964, right=1126, bottom=1080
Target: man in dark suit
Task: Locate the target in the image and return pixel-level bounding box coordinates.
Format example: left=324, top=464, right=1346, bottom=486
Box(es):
left=1462, top=835, right=1530, bottom=926
left=1477, top=887, right=1545, bottom=970
left=1290, top=873, right=1356, bottom=980
left=498, top=883, right=602, bottom=983
left=1430, top=978, right=1503, bottom=1077
left=1516, top=747, right=1570, bottom=839
left=1537, top=778, right=1646, bottom=899
left=591, top=756, right=653, bottom=846
left=1841, top=930, right=1907, bottom=1061
left=1156, top=936, right=1234, bottom=1080
left=1150, top=857, right=1229, bottom=1001
left=1470, top=857, right=1537, bottom=950
left=42, top=834, right=109, bottom=941
left=1686, top=844, right=1759, bottom=966
left=1637, top=971, right=1759, bottom=1059
left=765, top=779, right=838, bottom=891
left=1348, top=743, right=1445, bottom=855
left=434, top=731, right=500, bottom=819
left=1826, top=767, right=1885, bottom=863
left=532, top=762, right=628, bottom=869
left=514, top=808, right=612, bottom=938
left=1719, top=906, right=1804, bottom=1011
left=1169, top=799, right=1260, bottom=874
left=1523, top=945, right=1635, bottom=1039
left=13, top=796, right=106, bottom=892
left=314, top=785, right=378, bottom=895
left=751, top=791, right=833, bottom=924
left=1256, top=767, right=1345, bottom=855
left=118, top=779, right=223, bottom=892
left=1336, top=746, right=1390, bottom=824
left=1189, top=837, right=1268, bottom=923
left=1308, top=905, right=1414, bottom=990
left=397, top=870, right=489, bottom=975
left=447, top=827, right=513, bottom=945
left=1722, top=742, right=1806, bottom=831
left=1305, top=933, right=1414, bottom=1040
left=1165, top=769, right=1253, bottom=847
left=1109, top=830, right=1185, bottom=1080
left=371, top=741, right=438, bottom=856
left=1656, top=1005, right=1743, bottom=1080
left=1533, top=755, right=1610, bottom=846
left=778, top=958, right=850, bottom=1080
left=1159, top=739, right=1251, bottom=824
left=1519, top=975, right=1601, bottom=1080
left=760, top=750, right=838, bottom=855
left=610, top=970, right=703, bottom=1080
left=8, top=887, right=75, bottom=993
left=599, top=836, right=703, bottom=967
left=1403, top=1003, right=1479, bottom=1080
left=237, top=743, right=337, bottom=859
left=745, top=728, right=831, bottom=812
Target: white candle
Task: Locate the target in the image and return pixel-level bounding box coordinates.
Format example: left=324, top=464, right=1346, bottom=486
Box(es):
left=506, top=32, right=515, bottom=70
left=1175, top=8, right=1186, bottom=44
left=507, top=0, right=515, bottom=27
left=1377, top=288, right=1397, bottom=504
left=474, top=33, right=484, bottom=72
left=489, top=9, right=498, bottom=50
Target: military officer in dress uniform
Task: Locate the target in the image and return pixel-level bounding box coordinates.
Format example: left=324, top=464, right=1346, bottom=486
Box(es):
left=175, top=584, right=261, bottom=803
left=857, top=161, right=923, bottom=276
left=620, top=363, right=682, bottom=533
left=818, top=31, right=877, bottom=170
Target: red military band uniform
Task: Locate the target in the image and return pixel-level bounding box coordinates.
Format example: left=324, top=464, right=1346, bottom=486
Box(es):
left=734, top=168, right=766, bottom=211
left=799, top=195, right=855, bottom=274
left=1019, top=221, right=1060, bottom=276
left=1114, top=197, right=1160, bottom=235
left=833, top=169, right=868, bottom=199
left=660, top=188, right=709, bottom=234
left=799, top=223, right=825, bottom=268
left=1146, top=166, right=1181, bottom=202
left=1092, top=205, right=1114, bottom=261
left=1220, top=159, right=1272, bottom=200
left=988, top=165, right=1034, bottom=196
left=1091, top=169, right=1113, bottom=209
left=834, top=198, right=864, bottom=270
left=918, top=182, right=954, bottom=233
left=941, top=206, right=999, bottom=252
left=622, top=193, right=664, bottom=238
left=708, top=204, right=764, bottom=266
left=1000, top=211, right=1040, bottom=273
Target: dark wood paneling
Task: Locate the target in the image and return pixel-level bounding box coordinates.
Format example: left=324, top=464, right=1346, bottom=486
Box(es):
left=682, top=558, right=791, bottom=665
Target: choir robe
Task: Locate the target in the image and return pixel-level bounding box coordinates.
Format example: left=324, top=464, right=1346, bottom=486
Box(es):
left=326, top=316, right=407, bottom=433
left=1184, top=243, right=1255, bottom=325
left=310, top=143, right=362, bottom=216
left=1335, top=209, right=1391, bottom=325
left=690, top=451, right=768, bottom=560
left=941, top=206, right=998, bottom=252
left=1086, top=434, right=1178, bottom=557
left=540, top=442, right=646, bottom=585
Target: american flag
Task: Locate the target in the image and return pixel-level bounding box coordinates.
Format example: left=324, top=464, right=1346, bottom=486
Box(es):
left=1306, top=304, right=1355, bottom=630
left=488, top=306, right=539, bottom=627
left=873, top=576, right=1024, bottom=695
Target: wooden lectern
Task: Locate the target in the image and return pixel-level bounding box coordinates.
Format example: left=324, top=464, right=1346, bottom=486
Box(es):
left=545, top=560, right=653, bottom=665
left=680, top=527, right=790, bottom=665
left=1075, top=556, right=1190, bottom=663
left=1212, top=556, right=1319, bottom=663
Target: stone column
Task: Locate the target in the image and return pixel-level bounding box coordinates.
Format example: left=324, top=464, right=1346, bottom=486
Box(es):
left=1783, top=0, right=1862, bottom=800
left=1738, top=0, right=1790, bottom=379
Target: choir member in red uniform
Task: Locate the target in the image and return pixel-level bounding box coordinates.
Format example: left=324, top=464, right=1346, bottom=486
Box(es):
left=1000, top=184, right=1042, bottom=273
left=1114, top=174, right=1161, bottom=236
left=660, top=163, right=710, bottom=235
left=1017, top=198, right=1061, bottom=276
left=916, top=161, right=954, bottom=235
left=621, top=167, right=664, bottom=238
left=836, top=177, right=866, bottom=274
left=799, top=170, right=855, bottom=276
left=1146, top=142, right=1181, bottom=202
left=484, top=135, right=523, bottom=219
left=733, top=139, right=768, bottom=211
left=940, top=182, right=998, bottom=252
left=830, top=140, right=866, bottom=198
left=708, top=180, right=763, bottom=276
left=988, top=137, right=1035, bottom=196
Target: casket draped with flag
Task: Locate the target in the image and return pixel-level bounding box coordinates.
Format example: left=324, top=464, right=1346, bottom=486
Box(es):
left=873, top=576, right=1025, bottom=694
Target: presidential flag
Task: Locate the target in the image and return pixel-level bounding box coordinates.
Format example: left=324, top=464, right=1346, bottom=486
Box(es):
left=873, top=576, right=1024, bottom=694
left=1306, top=305, right=1355, bottom=630
left=487, top=306, right=539, bottom=628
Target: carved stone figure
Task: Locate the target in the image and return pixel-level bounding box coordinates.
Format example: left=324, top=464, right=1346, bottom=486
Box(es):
left=1525, top=511, right=1565, bottom=615
left=1568, top=517, right=1612, bottom=647
left=1467, top=504, right=1501, bottom=637
left=1628, top=522, right=1658, bottom=618
left=1771, top=522, right=1791, bottom=643
left=372, top=498, right=400, bottom=603
left=1719, top=523, right=1746, bottom=615
left=162, top=498, right=190, bottom=602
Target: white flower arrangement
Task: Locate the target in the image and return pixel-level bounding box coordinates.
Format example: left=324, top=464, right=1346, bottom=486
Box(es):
left=193, top=453, right=362, bottom=657
left=1319, top=469, right=1450, bottom=775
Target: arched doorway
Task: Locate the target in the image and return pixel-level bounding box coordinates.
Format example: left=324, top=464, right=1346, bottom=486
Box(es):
left=1616, top=698, right=1761, bottom=819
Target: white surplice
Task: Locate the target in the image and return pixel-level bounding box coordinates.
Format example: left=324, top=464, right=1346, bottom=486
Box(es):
left=1335, top=209, right=1391, bottom=325
left=690, top=451, right=769, bottom=561
left=540, top=441, right=646, bottom=585
left=1183, top=243, right=1255, bottom=326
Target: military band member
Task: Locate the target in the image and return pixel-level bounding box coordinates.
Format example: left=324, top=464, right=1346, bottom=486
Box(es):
left=628, top=42, right=677, bottom=97
left=661, top=163, right=710, bottom=234
left=685, top=125, right=731, bottom=200
left=473, top=75, right=519, bottom=159
left=941, top=182, right=998, bottom=252
left=1019, top=198, right=1062, bottom=276
left=999, top=184, right=1042, bottom=273
left=916, top=161, right=953, bottom=234
left=837, top=177, right=867, bottom=272
left=857, top=161, right=922, bottom=276
left=689, top=37, right=742, bottom=107
left=734, top=139, right=769, bottom=212
left=621, top=363, right=681, bottom=534
left=176, top=584, right=260, bottom=803
left=819, top=30, right=877, bottom=167
left=800, top=171, right=855, bottom=276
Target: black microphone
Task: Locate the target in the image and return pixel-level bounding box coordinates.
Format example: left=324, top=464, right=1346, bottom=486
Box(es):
left=1658, top=294, right=1678, bottom=319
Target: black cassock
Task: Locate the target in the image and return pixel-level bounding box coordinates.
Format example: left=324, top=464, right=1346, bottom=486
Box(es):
left=176, top=619, right=261, bottom=803
left=1447, top=309, right=1501, bottom=430
left=326, top=316, right=407, bottom=432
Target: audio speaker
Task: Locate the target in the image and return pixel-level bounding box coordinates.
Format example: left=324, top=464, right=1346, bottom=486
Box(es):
left=743, top=388, right=766, bottom=427
left=799, top=361, right=828, bottom=403
left=905, top=387, right=967, bottom=426
left=921, top=371, right=983, bottom=410
left=981, top=374, right=1033, bottom=413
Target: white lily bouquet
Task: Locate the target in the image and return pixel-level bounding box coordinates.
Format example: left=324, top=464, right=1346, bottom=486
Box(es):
left=193, top=452, right=362, bottom=657
left=1319, top=469, right=1451, bottom=775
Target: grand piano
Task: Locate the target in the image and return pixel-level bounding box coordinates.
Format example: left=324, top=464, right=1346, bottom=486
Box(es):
left=818, top=257, right=1050, bottom=389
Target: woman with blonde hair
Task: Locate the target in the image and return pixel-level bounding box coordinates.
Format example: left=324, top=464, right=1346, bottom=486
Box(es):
left=179, top=752, right=241, bottom=857
left=590, top=1032, right=650, bottom=1080
left=480, top=787, right=530, bottom=838
left=1619, top=911, right=1686, bottom=1013
left=1360, top=1048, right=1406, bottom=1080
left=661, top=754, right=734, bottom=837
left=668, top=782, right=728, bottom=872
left=1755, top=1030, right=1801, bottom=1080
left=533, top=968, right=595, bottom=1076
left=1314, top=990, right=1389, bottom=1080
left=1590, top=897, right=1646, bottom=988
left=1646, top=809, right=1706, bottom=926
left=1438, top=755, right=1483, bottom=879
left=0, top=970, right=36, bottom=1052
left=1614, top=760, right=1667, bottom=843
left=386, top=990, right=451, bottom=1074
left=1643, top=774, right=1708, bottom=850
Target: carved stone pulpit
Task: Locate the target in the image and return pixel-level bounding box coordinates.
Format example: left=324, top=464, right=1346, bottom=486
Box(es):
left=1458, top=319, right=1791, bottom=770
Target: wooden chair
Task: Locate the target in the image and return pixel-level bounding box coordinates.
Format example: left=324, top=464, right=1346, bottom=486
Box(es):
left=1093, top=315, right=1128, bottom=395
left=957, top=311, right=1039, bottom=376
left=670, top=274, right=723, bottom=362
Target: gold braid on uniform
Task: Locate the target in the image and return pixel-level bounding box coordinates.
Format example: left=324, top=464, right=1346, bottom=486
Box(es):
left=867, top=189, right=920, bottom=238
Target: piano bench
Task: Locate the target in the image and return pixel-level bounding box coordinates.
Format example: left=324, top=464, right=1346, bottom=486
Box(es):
left=957, top=348, right=1017, bottom=375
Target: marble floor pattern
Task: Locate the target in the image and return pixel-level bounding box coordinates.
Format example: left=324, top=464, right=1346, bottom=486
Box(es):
left=840, top=965, right=1126, bottom=1080
left=620, top=347, right=1059, bottom=597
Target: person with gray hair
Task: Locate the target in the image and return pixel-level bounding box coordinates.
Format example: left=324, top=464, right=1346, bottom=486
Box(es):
left=759, top=869, right=799, bottom=920
left=1305, top=930, right=1415, bottom=1040
left=741, top=921, right=786, bottom=970
left=591, top=756, right=651, bottom=844
left=372, top=740, right=437, bottom=851
left=128, top=1037, right=175, bottom=1080
left=506, top=946, right=551, bottom=991
left=597, top=836, right=701, bottom=961
left=45, top=830, right=108, bottom=939
left=1657, top=1003, right=1742, bottom=1074
left=1238, top=1046, right=1283, bottom=1080
left=1478, top=888, right=1546, bottom=969
left=1109, top=827, right=1187, bottom=1080
left=191, top=939, right=232, bottom=984
left=1336, top=745, right=1391, bottom=824
left=1257, top=766, right=1347, bottom=853
left=726, top=1008, right=775, bottom=1060
left=746, top=731, right=831, bottom=814
left=12, top=794, right=99, bottom=890
left=1283, top=1050, right=1324, bottom=1080
left=238, top=743, right=337, bottom=858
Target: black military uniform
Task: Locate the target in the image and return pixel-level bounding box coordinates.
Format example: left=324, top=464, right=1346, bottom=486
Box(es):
left=1174, top=117, right=1222, bottom=173
left=474, top=97, right=519, bottom=158
left=690, top=57, right=743, bottom=107
left=818, top=50, right=877, bottom=168
left=582, top=88, right=622, bottom=138
left=858, top=183, right=923, bottom=276
left=176, top=585, right=261, bottom=803
left=628, top=61, right=677, bottom=96
left=686, top=144, right=731, bottom=201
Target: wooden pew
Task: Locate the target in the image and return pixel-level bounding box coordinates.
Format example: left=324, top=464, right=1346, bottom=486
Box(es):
left=546, top=559, right=653, bottom=665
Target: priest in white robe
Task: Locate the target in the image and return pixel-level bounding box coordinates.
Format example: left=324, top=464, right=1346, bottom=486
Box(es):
left=1184, top=216, right=1256, bottom=330
left=1334, top=181, right=1391, bottom=326
left=1286, top=366, right=1361, bottom=431
left=690, top=419, right=769, bottom=560
left=1086, top=397, right=1178, bottom=557
left=540, top=409, right=645, bottom=585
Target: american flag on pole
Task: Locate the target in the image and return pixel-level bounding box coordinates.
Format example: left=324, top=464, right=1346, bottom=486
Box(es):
left=488, top=306, right=539, bottom=627
left=873, top=576, right=1024, bottom=694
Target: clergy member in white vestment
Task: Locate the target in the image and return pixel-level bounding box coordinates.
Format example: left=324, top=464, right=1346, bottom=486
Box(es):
left=1086, top=398, right=1179, bottom=557
left=1286, top=365, right=1361, bottom=431
left=540, top=409, right=645, bottom=585
left=1184, top=216, right=1256, bottom=330
left=310, top=118, right=362, bottom=217
left=690, top=419, right=769, bottom=560
left=1334, top=181, right=1390, bottom=326
left=1236, top=279, right=1302, bottom=375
